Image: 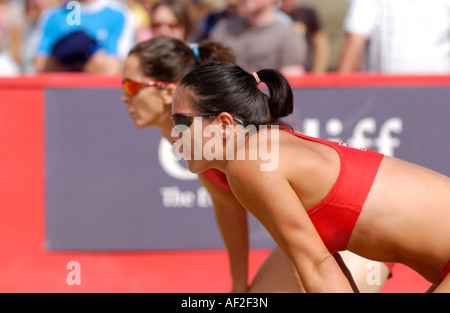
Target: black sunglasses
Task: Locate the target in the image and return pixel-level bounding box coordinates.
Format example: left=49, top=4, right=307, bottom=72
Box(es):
left=170, top=113, right=243, bottom=131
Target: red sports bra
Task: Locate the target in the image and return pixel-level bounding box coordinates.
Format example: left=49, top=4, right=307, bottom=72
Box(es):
left=285, top=130, right=384, bottom=254
left=200, top=168, right=232, bottom=192
left=201, top=130, right=384, bottom=254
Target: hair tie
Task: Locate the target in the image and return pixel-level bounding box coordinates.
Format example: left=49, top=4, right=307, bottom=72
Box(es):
left=189, top=43, right=200, bottom=59
left=252, top=72, right=261, bottom=85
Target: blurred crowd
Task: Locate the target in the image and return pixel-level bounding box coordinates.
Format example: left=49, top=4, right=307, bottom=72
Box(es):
left=1, top=0, right=450, bottom=76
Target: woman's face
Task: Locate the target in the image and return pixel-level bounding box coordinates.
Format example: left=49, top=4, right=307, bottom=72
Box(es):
left=170, top=86, right=220, bottom=173
left=151, top=4, right=185, bottom=40
left=121, top=54, right=171, bottom=128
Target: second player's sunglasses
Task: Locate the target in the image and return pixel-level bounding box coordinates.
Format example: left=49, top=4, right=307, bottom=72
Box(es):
left=170, top=113, right=244, bottom=131
left=122, top=79, right=174, bottom=96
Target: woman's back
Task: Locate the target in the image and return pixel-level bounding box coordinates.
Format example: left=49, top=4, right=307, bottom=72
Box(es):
left=349, top=155, right=450, bottom=283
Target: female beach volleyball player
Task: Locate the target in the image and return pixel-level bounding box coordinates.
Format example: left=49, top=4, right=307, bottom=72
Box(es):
left=121, top=37, right=390, bottom=292
left=169, top=62, right=450, bottom=293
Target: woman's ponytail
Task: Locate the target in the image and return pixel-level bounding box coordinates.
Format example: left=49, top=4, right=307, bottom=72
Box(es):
left=254, top=69, right=294, bottom=120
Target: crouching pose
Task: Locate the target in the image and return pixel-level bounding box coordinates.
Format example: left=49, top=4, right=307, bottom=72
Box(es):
left=169, top=62, right=450, bottom=292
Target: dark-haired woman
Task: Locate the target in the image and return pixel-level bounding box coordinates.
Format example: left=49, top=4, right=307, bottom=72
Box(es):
left=169, top=62, right=450, bottom=292
left=121, top=37, right=390, bottom=292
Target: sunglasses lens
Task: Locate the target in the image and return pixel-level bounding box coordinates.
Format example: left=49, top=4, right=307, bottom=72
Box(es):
left=152, top=22, right=180, bottom=30
left=123, top=80, right=140, bottom=96
left=172, top=114, right=192, bottom=131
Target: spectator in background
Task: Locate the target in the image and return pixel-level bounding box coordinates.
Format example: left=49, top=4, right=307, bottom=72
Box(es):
left=0, top=0, right=22, bottom=75
left=9, top=0, right=59, bottom=74
left=34, top=0, right=135, bottom=74
left=280, top=0, right=329, bottom=73
left=150, top=0, right=193, bottom=41
left=191, top=0, right=240, bottom=42
left=134, top=0, right=155, bottom=14
left=192, top=0, right=294, bottom=42
left=339, top=0, right=450, bottom=74
left=301, top=0, right=348, bottom=72
left=125, top=0, right=152, bottom=43
left=210, top=0, right=307, bottom=75
left=131, top=0, right=156, bottom=42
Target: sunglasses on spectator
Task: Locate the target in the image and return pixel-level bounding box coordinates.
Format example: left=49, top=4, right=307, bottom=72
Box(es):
left=151, top=22, right=180, bottom=30
left=170, top=113, right=244, bottom=131
left=122, top=79, right=174, bottom=97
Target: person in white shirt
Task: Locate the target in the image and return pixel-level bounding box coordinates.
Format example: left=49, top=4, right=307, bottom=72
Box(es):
left=339, top=0, right=450, bottom=74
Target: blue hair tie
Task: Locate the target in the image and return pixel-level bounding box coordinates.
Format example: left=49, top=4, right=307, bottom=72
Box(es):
left=189, top=43, right=200, bottom=59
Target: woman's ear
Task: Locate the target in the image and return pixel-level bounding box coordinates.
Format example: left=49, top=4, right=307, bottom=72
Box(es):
left=216, top=112, right=236, bottom=139
left=161, top=83, right=177, bottom=106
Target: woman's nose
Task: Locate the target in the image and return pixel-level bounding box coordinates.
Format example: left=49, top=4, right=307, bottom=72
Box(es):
left=121, top=93, right=131, bottom=104
left=168, top=130, right=181, bottom=145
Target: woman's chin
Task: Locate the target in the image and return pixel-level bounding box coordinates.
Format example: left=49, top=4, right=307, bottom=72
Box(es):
left=134, top=120, right=152, bottom=129
left=132, top=115, right=155, bottom=129
left=186, top=160, right=209, bottom=174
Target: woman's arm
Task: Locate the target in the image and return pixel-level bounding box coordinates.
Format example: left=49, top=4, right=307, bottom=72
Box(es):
left=226, top=159, right=354, bottom=293
left=198, top=174, right=250, bottom=293
left=310, top=29, right=330, bottom=74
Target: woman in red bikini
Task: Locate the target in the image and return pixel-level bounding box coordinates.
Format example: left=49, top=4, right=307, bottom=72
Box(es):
left=169, top=62, right=450, bottom=292
left=121, top=37, right=391, bottom=292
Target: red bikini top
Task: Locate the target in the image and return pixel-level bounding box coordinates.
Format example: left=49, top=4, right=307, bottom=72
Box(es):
left=284, top=130, right=384, bottom=253
left=201, top=130, right=384, bottom=254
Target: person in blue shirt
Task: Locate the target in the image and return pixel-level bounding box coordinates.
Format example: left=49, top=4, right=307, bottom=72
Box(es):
left=34, top=0, right=135, bottom=73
